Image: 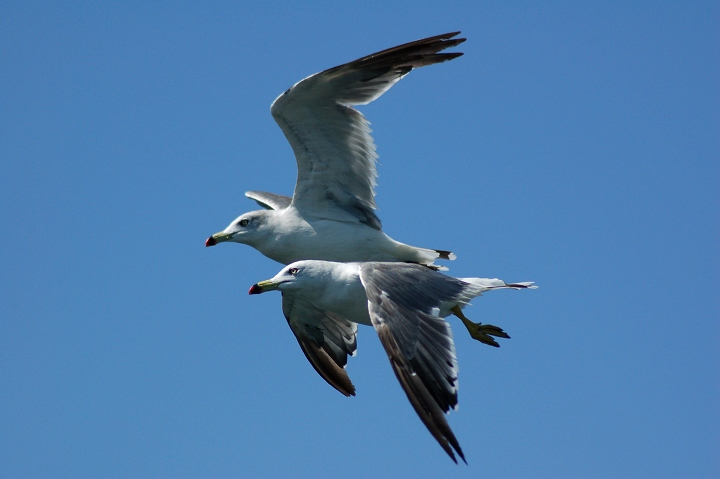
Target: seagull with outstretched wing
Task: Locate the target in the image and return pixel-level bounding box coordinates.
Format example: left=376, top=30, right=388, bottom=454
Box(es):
left=249, top=260, right=537, bottom=463
left=206, top=32, right=465, bottom=268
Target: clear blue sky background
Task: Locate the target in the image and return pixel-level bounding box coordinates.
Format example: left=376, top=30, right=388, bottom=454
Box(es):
left=1, top=1, right=718, bottom=478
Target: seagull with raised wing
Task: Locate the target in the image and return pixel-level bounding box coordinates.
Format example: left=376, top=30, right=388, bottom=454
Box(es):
left=248, top=260, right=537, bottom=463
left=205, top=32, right=465, bottom=268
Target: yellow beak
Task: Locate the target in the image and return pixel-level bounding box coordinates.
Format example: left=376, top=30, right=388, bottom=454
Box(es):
left=248, top=279, right=280, bottom=295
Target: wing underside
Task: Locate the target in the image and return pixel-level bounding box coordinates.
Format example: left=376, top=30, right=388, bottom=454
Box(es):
left=281, top=294, right=358, bottom=397
left=270, top=32, right=466, bottom=229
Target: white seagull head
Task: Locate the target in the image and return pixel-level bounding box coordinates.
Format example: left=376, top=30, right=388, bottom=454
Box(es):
left=248, top=260, right=337, bottom=295
left=205, top=209, right=271, bottom=248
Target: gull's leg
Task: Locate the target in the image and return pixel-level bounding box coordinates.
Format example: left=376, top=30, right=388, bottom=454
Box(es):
left=450, top=305, right=510, bottom=347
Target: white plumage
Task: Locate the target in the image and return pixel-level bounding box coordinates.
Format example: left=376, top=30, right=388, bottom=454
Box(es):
left=206, top=32, right=465, bottom=267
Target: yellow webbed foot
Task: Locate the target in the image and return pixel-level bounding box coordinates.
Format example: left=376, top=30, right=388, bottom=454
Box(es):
left=451, top=305, right=510, bottom=347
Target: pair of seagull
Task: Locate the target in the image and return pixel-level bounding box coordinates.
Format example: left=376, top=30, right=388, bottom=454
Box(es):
left=206, top=32, right=535, bottom=463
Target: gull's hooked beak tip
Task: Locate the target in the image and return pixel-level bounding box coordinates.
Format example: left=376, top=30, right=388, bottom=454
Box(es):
left=249, top=279, right=277, bottom=295
left=206, top=231, right=234, bottom=247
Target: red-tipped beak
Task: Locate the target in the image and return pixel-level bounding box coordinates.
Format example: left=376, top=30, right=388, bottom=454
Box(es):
left=205, top=236, right=217, bottom=247
left=248, top=284, right=263, bottom=295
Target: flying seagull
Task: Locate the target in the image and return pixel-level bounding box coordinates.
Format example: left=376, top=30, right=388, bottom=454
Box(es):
left=206, top=32, right=465, bottom=267
left=248, top=260, right=537, bottom=463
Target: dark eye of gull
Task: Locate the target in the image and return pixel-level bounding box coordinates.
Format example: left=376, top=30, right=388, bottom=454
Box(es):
left=238, top=219, right=249, bottom=227
left=288, top=268, right=299, bottom=275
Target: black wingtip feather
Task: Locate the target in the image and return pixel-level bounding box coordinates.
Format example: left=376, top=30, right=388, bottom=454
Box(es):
left=434, top=249, right=455, bottom=260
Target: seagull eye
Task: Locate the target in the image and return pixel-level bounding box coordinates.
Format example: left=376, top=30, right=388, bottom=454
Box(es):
left=238, top=219, right=249, bottom=227
left=288, top=268, right=299, bottom=276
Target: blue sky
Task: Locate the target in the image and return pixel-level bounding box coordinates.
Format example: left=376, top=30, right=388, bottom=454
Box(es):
left=1, top=1, right=718, bottom=477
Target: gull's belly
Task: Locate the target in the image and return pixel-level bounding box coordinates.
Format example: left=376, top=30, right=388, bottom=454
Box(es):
left=318, top=285, right=373, bottom=326
left=306, top=264, right=374, bottom=326
left=260, top=219, right=399, bottom=264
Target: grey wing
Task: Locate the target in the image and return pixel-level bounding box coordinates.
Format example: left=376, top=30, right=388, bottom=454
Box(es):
left=270, top=32, right=465, bottom=230
left=359, top=263, right=466, bottom=464
left=281, top=294, right=358, bottom=397
left=245, top=190, right=292, bottom=210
